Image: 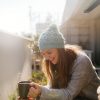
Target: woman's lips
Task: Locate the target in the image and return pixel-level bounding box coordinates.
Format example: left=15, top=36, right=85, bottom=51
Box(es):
left=51, top=58, right=55, bottom=63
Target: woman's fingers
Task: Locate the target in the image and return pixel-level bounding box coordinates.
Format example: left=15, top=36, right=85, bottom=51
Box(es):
left=28, top=82, right=41, bottom=98
left=29, top=82, right=39, bottom=90
left=28, top=87, right=37, bottom=98
left=28, top=97, right=35, bottom=100
left=29, top=82, right=36, bottom=88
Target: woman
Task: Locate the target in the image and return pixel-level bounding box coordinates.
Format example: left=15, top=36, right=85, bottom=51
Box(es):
left=28, top=24, right=100, bottom=100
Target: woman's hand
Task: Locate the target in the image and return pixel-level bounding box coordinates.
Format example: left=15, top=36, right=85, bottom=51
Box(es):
left=28, top=82, right=41, bottom=99
left=17, top=96, right=35, bottom=100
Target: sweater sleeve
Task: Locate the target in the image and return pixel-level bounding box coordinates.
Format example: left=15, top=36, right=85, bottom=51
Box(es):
left=39, top=55, right=94, bottom=100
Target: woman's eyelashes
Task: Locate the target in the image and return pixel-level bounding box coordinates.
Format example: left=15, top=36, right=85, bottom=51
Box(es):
left=47, top=51, right=52, bottom=55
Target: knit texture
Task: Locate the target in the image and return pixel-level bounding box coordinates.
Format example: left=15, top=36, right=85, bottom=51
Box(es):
left=38, top=24, right=65, bottom=51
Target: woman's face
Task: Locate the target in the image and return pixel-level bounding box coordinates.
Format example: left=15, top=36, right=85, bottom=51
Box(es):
left=41, top=48, right=59, bottom=64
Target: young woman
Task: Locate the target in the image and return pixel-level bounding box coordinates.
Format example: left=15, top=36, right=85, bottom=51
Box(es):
left=28, top=24, right=100, bottom=100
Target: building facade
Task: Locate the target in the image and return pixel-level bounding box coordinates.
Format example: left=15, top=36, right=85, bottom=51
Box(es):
left=60, top=0, right=100, bottom=65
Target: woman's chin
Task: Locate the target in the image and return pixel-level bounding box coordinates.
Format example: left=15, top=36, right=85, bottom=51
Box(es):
left=52, top=61, right=56, bottom=64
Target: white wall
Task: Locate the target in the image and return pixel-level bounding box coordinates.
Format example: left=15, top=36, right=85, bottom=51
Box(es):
left=0, top=32, right=32, bottom=100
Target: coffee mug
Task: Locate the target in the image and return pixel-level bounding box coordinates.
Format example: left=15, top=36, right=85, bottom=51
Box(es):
left=18, top=81, right=30, bottom=99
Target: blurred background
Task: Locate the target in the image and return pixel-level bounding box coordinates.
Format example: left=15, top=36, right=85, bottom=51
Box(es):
left=0, top=0, right=100, bottom=99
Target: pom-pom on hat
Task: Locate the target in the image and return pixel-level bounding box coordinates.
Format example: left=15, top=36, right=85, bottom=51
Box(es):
left=38, top=24, right=65, bottom=51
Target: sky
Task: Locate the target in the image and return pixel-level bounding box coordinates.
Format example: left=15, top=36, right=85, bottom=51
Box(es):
left=0, top=0, right=66, bottom=35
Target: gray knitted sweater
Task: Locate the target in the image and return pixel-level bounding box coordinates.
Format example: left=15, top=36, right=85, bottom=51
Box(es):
left=39, top=52, right=100, bottom=100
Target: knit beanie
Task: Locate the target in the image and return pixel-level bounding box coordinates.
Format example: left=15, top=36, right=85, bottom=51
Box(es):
left=38, top=24, right=65, bottom=51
